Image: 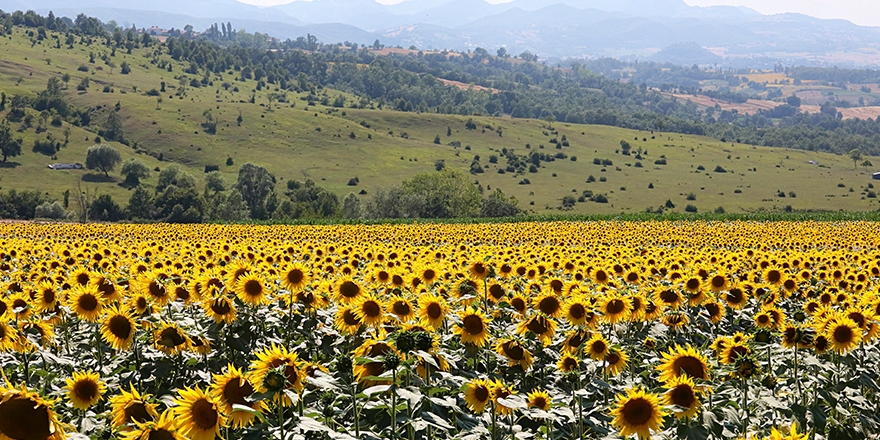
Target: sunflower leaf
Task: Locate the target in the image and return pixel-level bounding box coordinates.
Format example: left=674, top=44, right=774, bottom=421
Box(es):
left=421, top=411, right=454, bottom=430
left=497, top=395, right=527, bottom=409
left=232, top=404, right=267, bottom=423
left=364, top=384, right=391, bottom=396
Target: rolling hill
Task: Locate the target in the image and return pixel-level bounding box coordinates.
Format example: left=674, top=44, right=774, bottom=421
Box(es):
left=1, top=25, right=878, bottom=217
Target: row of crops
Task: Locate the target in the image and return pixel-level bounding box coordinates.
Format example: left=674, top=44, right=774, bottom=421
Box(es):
left=0, top=221, right=878, bottom=439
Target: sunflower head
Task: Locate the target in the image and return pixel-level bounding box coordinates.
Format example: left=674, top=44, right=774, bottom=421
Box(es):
left=462, top=378, right=492, bottom=414
left=172, top=386, right=226, bottom=440
left=65, top=371, right=105, bottom=410
left=457, top=307, right=491, bottom=347
left=657, top=344, right=710, bottom=383
left=610, top=387, right=666, bottom=440
left=0, top=383, right=66, bottom=440
left=110, top=384, right=159, bottom=429
left=663, top=375, right=701, bottom=419
left=527, top=389, right=552, bottom=411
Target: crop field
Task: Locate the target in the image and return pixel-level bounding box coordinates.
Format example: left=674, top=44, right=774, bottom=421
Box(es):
left=0, top=221, right=879, bottom=439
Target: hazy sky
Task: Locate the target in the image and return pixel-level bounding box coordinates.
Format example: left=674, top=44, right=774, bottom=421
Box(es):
left=236, top=0, right=880, bottom=27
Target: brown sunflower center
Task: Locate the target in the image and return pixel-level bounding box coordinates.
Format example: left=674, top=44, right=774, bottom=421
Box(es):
left=339, top=281, right=360, bottom=298
left=621, top=397, right=654, bottom=426
left=538, top=297, right=561, bottom=315
left=606, top=299, right=626, bottom=315
left=669, top=385, right=695, bottom=408
left=76, top=273, right=90, bottom=286
left=148, top=281, right=166, bottom=299
left=606, top=350, right=621, bottom=365
left=108, top=315, right=133, bottom=340
left=147, top=429, right=177, bottom=440
left=672, top=356, right=706, bottom=379
left=531, top=396, right=548, bottom=409
left=74, top=380, right=99, bottom=402
left=223, top=378, right=254, bottom=406
left=41, top=289, right=56, bottom=304
left=343, top=309, right=361, bottom=326
left=423, top=269, right=436, bottom=281
left=488, top=284, right=505, bottom=300
left=159, top=327, right=185, bottom=347
left=568, top=303, right=586, bottom=320
left=211, top=299, right=232, bottom=316
left=463, top=315, right=485, bottom=335
left=710, top=275, right=726, bottom=289
left=766, top=270, right=782, bottom=283
left=501, top=341, right=525, bottom=360
left=833, top=325, right=854, bottom=343
left=125, top=402, right=153, bottom=424
left=705, top=303, right=721, bottom=318
left=0, top=397, right=52, bottom=440
left=361, top=300, right=381, bottom=318
left=686, top=278, right=700, bottom=291
left=526, top=317, right=550, bottom=335
left=190, top=398, right=219, bottom=430
left=392, top=300, right=411, bottom=316
left=426, top=302, right=442, bottom=320
left=243, top=280, right=263, bottom=297
left=473, top=385, right=490, bottom=403
left=563, top=357, right=578, bottom=371
left=511, top=298, right=526, bottom=312
left=660, top=290, right=679, bottom=304
left=78, top=294, right=99, bottom=312
left=727, top=289, right=744, bottom=304
left=287, top=269, right=304, bottom=285
left=590, top=340, right=607, bottom=355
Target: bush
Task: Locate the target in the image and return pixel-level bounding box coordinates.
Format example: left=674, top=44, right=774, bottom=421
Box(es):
left=145, top=89, right=160, bottom=96
left=77, top=64, right=89, bottom=72
left=714, top=206, right=726, bottom=214
left=714, top=165, right=727, bottom=173
left=654, top=158, right=667, bottom=165
left=686, top=193, right=696, bottom=201
left=685, top=204, right=698, bottom=213
left=34, top=201, right=70, bottom=220
left=593, top=194, right=608, bottom=203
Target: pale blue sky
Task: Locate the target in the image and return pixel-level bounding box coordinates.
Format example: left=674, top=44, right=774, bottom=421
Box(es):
left=236, top=0, right=880, bottom=27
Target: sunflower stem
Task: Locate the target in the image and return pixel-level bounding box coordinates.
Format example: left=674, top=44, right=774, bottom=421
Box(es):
left=352, top=381, right=360, bottom=439
left=390, top=367, right=398, bottom=439
left=278, top=400, right=286, bottom=440
left=740, top=375, right=749, bottom=437
left=793, top=345, right=801, bottom=405
left=95, top=324, right=103, bottom=373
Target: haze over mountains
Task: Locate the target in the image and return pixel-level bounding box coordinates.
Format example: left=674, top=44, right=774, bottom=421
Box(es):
left=5, top=0, right=880, bottom=67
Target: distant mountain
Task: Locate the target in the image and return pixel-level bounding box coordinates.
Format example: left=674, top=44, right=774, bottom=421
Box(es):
left=651, top=42, right=723, bottom=65
left=3, top=0, right=880, bottom=67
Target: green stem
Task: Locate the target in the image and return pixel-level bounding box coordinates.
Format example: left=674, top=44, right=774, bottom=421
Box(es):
left=741, top=376, right=749, bottom=437
left=278, top=400, right=286, bottom=440
left=352, top=382, right=360, bottom=438
left=391, top=368, right=398, bottom=439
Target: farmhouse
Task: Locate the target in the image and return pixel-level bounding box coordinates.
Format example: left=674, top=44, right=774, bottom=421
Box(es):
left=48, top=163, right=84, bottom=170
left=873, top=172, right=880, bottom=180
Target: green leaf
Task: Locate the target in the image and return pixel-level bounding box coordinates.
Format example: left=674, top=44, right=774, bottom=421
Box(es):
left=232, top=404, right=267, bottom=423
left=364, top=385, right=391, bottom=396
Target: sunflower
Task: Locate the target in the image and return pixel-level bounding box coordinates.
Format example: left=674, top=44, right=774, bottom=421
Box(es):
left=235, top=273, right=271, bottom=306
left=153, top=322, right=191, bottom=355
left=682, top=276, right=702, bottom=294
left=281, top=263, right=309, bottom=291
left=8, top=294, right=32, bottom=321
left=334, top=277, right=363, bottom=304
left=516, top=314, right=557, bottom=346
left=533, top=292, right=563, bottom=318
left=334, top=305, right=363, bottom=335
left=719, top=342, right=751, bottom=365
left=657, top=288, right=684, bottom=309
left=67, top=285, right=103, bottom=322
left=764, top=267, right=784, bottom=285
left=462, top=378, right=492, bottom=414
left=610, top=387, right=666, bottom=440
left=0, top=323, right=19, bottom=352
left=468, top=260, right=491, bottom=280
left=136, top=271, right=171, bottom=307
left=561, top=329, right=591, bottom=354
left=662, top=311, right=690, bottom=330
left=605, top=348, right=629, bottom=376
left=703, top=300, right=726, bottom=324
left=91, top=274, right=121, bottom=303
left=18, top=320, right=54, bottom=349
left=527, top=389, right=552, bottom=411
left=211, top=364, right=264, bottom=429
left=824, top=317, right=863, bottom=354
left=65, top=371, right=105, bottom=410
left=599, top=295, right=631, bottom=324
left=723, top=286, right=749, bottom=309
left=101, top=305, right=137, bottom=351
left=386, top=294, right=415, bottom=322
left=33, top=281, right=58, bottom=312
left=557, top=353, right=580, bottom=373
left=417, top=294, right=449, bottom=329
left=190, top=335, right=213, bottom=355
left=656, top=345, right=710, bottom=383
left=491, top=381, right=516, bottom=416
left=415, top=352, right=450, bottom=379
left=172, top=386, right=225, bottom=440
left=122, top=409, right=185, bottom=440
left=563, top=296, right=592, bottom=326
left=509, top=293, right=529, bottom=315
left=456, top=307, right=491, bottom=347
left=663, top=375, right=701, bottom=419
left=708, top=274, right=728, bottom=292
left=418, top=265, right=441, bottom=285
left=354, top=293, right=386, bottom=327
left=127, top=292, right=152, bottom=316
left=495, top=338, right=534, bottom=371
left=110, top=384, right=160, bottom=429
left=0, top=383, right=65, bottom=440
left=202, top=294, right=237, bottom=324
left=585, top=334, right=610, bottom=360
left=248, top=344, right=304, bottom=405
left=592, top=268, right=611, bottom=285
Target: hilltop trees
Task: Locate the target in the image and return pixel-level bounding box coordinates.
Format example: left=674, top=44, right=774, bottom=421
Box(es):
left=235, top=163, right=276, bottom=220
left=120, top=158, right=150, bottom=185
left=85, top=144, right=122, bottom=177
left=0, top=123, right=22, bottom=162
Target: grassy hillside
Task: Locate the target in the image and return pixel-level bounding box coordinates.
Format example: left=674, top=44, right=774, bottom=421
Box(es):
left=1, top=26, right=878, bottom=215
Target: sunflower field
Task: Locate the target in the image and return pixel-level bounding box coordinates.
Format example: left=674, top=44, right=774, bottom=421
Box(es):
left=1, top=221, right=880, bottom=440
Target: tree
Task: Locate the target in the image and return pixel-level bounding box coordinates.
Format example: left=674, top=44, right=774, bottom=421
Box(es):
left=34, top=201, right=71, bottom=219
left=204, top=171, right=226, bottom=193
left=127, top=186, right=155, bottom=219
left=481, top=189, right=521, bottom=217
left=208, top=189, right=250, bottom=221
left=156, top=165, right=196, bottom=191
left=235, top=163, right=275, bottom=219
left=403, top=170, right=482, bottom=218
left=103, top=111, right=124, bottom=142
left=120, top=158, right=150, bottom=185
left=496, top=47, right=508, bottom=58
left=88, top=194, right=126, bottom=221
left=849, top=148, right=863, bottom=169
left=0, top=123, right=22, bottom=162
left=342, top=193, right=361, bottom=219
left=85, top=144, right=122, bottom=177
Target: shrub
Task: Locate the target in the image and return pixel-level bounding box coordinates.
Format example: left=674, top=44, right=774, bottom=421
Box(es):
left=686, top=193, right=696, bottom=201
left=593, top=194, right=608, bottom=203
left=714, top=165, right=727, bottom=173
left=685, top=204, right=698, bottom=212
left=654, top=158, right=667, bottom=165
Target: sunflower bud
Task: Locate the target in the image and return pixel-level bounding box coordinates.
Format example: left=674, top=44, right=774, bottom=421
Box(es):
left=415, top=331, right=433, bottom=352
left=761, top=374, right=778, bottom=390
left=335, top=355, right=353, bottom=380
left=395, top=331, right=415, bottom=353
left=263, top=367, right=287, bottom=393
left=383, top=352, right=401, bottom=371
